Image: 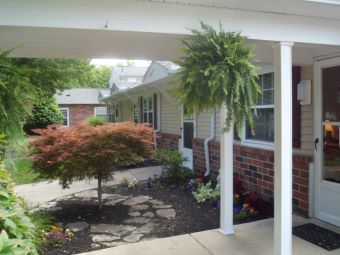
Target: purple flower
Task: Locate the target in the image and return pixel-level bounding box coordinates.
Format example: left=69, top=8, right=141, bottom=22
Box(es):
left=211, top=199, right=220, bottom=209
left=234, top=205, right=241, bottom=214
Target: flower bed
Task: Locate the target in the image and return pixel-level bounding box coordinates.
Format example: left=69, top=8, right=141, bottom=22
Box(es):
left=39, top=175, right=273, bottom=254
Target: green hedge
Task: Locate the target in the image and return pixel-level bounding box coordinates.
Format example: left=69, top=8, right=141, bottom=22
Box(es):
left=23, top=99, right=63, bottom=133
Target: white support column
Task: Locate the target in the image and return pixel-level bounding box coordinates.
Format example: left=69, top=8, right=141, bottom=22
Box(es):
left=273, top=42, right=294, bottom=255
left=219, top=104, right=234, bottom=235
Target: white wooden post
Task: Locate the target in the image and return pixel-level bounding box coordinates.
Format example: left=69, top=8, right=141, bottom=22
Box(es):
left=273, top=42, right=294, bottom=255
left=219, top=104, right=234, bottom=235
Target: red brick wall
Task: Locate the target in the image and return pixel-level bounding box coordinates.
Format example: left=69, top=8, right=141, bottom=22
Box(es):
left=192, top=138, right=313, bottom=216
left=156, top=132, right=180, bottom=151
left=59, top=104, right=104, bottom=127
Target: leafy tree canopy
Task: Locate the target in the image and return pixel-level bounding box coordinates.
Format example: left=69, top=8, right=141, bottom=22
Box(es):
left=175, top=22, right=261, bottom=135
left=11, top=58, right=111, bottom=98
left=1, top=51, right=112, bottom=142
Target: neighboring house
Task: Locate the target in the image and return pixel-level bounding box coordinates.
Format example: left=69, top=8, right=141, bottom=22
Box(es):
left=105, top=66, right=148, bottom=123
left=55, top=88, right=111, bottom=127
left=104, top=61, right=316, bottom=218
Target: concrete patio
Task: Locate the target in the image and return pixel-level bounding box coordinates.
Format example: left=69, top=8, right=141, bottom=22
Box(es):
left=77, top=217, right=340, bottom=255
left=14, top=166, right=162, bottom=205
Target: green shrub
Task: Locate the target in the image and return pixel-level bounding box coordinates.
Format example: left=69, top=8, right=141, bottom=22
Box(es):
left=0, top=162, right=39, bottom=254
left=23, top=99, right=63, bottom=133
left=86, top=116, right=106, bottom=126
left=154, top=149, right=193, bottom=183
left=192, top=181, right=220, bottom=203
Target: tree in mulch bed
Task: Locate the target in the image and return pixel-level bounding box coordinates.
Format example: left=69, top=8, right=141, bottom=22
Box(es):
left=30, top=121, right=154, bottom=211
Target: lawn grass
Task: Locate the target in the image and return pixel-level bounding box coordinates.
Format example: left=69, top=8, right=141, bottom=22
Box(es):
left=7, top=157, right=42, bottom=185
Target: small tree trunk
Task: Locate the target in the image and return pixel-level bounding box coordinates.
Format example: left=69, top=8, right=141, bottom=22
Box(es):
left=97, top=175, right=103, bottom=211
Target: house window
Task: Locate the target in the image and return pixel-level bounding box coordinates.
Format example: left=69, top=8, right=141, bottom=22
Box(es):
left=128, top=77, right=137, bottom=83
left=60, top=108, right=69, bottom=127
left=133, top=104, right=139, bottom=123
left=139, top=94, right=158, bottom=129
left=143, top=96, right=153, bottom=125
left=245, top=72, right=274, bottom=143
left=94, top=107, right=108, bottom=121
left=108, top=104, right=119, bottom=123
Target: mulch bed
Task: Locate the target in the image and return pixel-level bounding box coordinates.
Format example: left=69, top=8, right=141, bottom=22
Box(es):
left=41, top=181, right=273, bottom=255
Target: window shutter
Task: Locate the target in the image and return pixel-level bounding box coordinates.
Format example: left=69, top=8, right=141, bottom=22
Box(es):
left=292, top=66, right=301, bottom=148
left=139, top=96, right=143, bottom=122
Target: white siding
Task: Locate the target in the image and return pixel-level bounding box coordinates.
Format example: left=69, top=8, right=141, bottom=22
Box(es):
left=160, top=93, right=181, bottom=135
left=296, top=65, right=314, bottom=155
left=196, top=111, right=212, bottom=139
left=120, top=100, right=133, bottom=122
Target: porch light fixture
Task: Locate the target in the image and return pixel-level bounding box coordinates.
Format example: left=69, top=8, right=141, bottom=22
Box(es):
left=297, top=80, right=312, bottom=105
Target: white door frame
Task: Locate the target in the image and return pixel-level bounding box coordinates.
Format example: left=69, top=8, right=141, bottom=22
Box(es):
left=180, top=106, right=196, bottom=169
left=314, top=56, right=340, bottom=226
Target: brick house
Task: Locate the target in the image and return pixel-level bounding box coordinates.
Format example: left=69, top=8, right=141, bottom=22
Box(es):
left=104, top=61, right=323, bottom=219
left=55, top=88, right=111, bottom=127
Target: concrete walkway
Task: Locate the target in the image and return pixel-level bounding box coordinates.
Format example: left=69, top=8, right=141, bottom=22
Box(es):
left=14, top=166, right=162, bottom=206
left=77, top=218, right=340, bottom=255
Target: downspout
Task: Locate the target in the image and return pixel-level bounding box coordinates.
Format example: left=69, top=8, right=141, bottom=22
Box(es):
left=204, top=109, right=216, bottom=177
left=154, top=93, right=161, bottom=149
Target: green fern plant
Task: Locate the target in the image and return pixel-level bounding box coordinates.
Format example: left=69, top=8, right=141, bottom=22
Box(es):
left=175, top=22, right=261, bottom=135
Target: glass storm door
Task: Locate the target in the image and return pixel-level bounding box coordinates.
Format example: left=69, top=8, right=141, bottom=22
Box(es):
left=182, top=107, right=194, bottom=169
left=315, top=60, right=340, bottom=227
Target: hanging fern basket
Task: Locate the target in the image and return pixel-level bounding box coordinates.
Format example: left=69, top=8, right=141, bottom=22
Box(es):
left=175, top=22, right=261, bottom=136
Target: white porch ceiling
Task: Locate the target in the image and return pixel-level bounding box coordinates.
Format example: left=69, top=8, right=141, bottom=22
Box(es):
left=144, top=0, right=340, bottom=20
left=0, top=0, right=340, bottom=61
left=1, top=26, right=340, bottom=65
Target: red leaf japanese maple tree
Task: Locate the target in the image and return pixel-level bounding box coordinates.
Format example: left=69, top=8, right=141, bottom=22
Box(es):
left=31, top=121, right=154, bottom=210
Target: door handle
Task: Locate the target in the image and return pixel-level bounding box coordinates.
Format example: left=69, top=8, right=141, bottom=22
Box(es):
left=315, top=138, right=319, bottom=150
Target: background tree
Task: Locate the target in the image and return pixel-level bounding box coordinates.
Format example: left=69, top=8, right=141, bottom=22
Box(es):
left=23, top=98, right=63, bottom=133
left=0, top=50, right=37, bottom=142
left=87, top=65, right=112, bottom=88
left=175, top=22, right=261, bottom=135
left=31, top=122, right=154, bottom=210
left=11, top=59, right=111, bottom=97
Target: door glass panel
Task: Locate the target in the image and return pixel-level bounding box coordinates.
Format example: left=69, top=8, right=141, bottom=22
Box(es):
left=323, top=124, right=340, bottom=183
left=322, top=66, right=340, bottom=122
left=183, top=122, right=194, bottom=149
left=322, top=65, right=340, bottom=183
left=183, top=107, right=194, bottom=121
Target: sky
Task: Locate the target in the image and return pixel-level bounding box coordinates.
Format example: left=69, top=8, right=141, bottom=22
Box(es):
left=91, top=59, right=151, bottom=67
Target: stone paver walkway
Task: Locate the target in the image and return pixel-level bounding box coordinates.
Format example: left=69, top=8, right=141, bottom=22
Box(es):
left=14, top=166, right=162, bottom=205
left=39, top=191, right=176, bottom=249
left=76, top=218, right=340, bottom=255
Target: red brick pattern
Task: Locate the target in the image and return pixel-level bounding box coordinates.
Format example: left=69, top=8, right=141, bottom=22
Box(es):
left=192, top=138, right=313, bottom=216
left=59, top=104, right=105, bottom=127
left=156, top=132, right=180, bottom=151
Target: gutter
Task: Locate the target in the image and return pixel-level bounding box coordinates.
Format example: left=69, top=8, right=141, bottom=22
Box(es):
left=204, top=109, right=216, bottom=177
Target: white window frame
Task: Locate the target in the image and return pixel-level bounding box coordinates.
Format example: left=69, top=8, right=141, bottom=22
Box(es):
left=128, top=77, right=137, bottom=83
left=241, top=69, right=275, bottom=150
left=60, top=107, right=70, bottom=127
left=133, top=103, right=140, bottom=123
left=94, top=106, right=108, bottom=120
left=141, top=95, right=156, bottom=128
